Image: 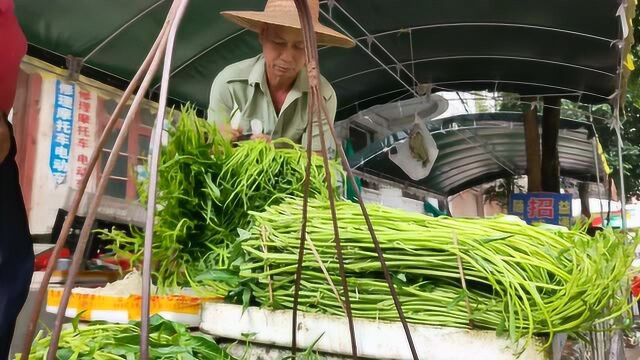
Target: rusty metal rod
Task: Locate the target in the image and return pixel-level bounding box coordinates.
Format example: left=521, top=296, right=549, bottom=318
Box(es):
left=313, top=86, right=358, bottom=358
left=20, top=13, right=175, bottom=358
left=300, top=0, right=418, bottom=353
left=45, top=11, right=175, bottom=359
left=319, top=101, right=420, bottom=359
left=139, top=0, right=189, bottom=358
left=292, top=0, right=358, bottom=357
left=291, top=86, right=317, bottom=354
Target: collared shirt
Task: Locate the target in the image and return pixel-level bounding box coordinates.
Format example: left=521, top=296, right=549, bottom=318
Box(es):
left=207, top=54, right=336, bottom=153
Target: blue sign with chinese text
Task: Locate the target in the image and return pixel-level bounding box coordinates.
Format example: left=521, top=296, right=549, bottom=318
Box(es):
left=508, top=192, right=573, bottom=227
left=49, top=80, right=75, bottom=185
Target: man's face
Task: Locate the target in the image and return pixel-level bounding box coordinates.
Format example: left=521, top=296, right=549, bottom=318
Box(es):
left=260, top=24, right=306, bottom=82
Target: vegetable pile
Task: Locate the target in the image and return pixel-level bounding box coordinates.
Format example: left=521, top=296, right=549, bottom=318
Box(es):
left=239, top=198, right=637, bottom=345
left=100, top=105, right=635, bottom=350
left=101, top=107, right=340, bottom=294
left=18, top=315, right=234, bottom=360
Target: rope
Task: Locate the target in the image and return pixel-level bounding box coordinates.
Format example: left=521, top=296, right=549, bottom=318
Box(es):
left=259, top=225, right=274, bottom=305
left=452, top=231, right=474, bottom=328
left=306, top=235, right=345, bottom=312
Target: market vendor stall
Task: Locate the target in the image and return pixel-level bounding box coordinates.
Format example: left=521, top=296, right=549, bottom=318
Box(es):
left=11, top=0, right=639, bottom=359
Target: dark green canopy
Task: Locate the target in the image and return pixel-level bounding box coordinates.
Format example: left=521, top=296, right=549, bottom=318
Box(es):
left=16, top=0, right=635, bottom=121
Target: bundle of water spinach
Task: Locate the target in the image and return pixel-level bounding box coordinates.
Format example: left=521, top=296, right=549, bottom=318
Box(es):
left=240, top=198, right=637, bottom=347
left=101, top=106, right=341, bottom=294
left=17, top=314, right=235, bottom=360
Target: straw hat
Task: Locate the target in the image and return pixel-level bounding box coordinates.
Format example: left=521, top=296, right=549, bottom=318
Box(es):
left=221, top=0, right=355, bottom=48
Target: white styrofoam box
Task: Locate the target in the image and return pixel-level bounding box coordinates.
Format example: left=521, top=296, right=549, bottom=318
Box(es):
left=200, top=303, right=545, bottom=360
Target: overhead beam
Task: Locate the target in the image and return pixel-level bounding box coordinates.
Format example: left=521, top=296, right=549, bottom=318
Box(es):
left=350, top=23, right=615, bottom=44
left=318, top=8, right=417, bottom=97
left=331, top=55, right=614, bottom=85
left=85, top=0, right=169, bottom=62
left=331, top=2, right=421, bottom=88
left=432, top=79, right=612, bottom=101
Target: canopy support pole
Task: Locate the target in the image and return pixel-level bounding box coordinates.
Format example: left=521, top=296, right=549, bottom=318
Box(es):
left=523, top=97, right=542, bottom=192
left=541, top=96, right=561, bottom=192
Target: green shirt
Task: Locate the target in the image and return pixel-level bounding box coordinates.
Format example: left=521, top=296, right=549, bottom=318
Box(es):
left=207, top=54, right=336, bottom=153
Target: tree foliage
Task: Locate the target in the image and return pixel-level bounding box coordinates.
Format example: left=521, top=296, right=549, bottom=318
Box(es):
left=494, top=19, right=640, bottom=200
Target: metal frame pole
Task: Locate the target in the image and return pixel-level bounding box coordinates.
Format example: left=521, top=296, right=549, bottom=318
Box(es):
left=20, top=11, right=175, bottom=357
left=44, top=4, right=178, bottom=357
left=592, top=137, right=606, bottom=222
left=139, top=0, right=189, bottom=358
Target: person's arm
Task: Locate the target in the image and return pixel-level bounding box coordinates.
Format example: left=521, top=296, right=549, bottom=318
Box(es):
left=0, top=115, right=10, bottom=165
left=208, top=74, right=241, bottom=141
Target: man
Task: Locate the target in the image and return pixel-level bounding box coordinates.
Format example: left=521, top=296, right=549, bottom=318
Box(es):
left=208, top=0, right=354, bottom=155
left=0, top=0, right=34, bottom=357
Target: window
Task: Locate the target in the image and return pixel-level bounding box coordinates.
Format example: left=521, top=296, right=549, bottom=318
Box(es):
left=98, top=97, right=155, bottom=200
left=349, top=125, right=373, bottom=152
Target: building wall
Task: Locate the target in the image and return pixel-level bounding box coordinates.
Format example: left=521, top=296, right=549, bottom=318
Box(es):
left=28, top=76, right=71, bottom=234
left=19, top=59, right=157, bottom=235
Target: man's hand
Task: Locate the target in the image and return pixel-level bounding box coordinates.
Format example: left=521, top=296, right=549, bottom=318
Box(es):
left=0, top=117, right=10, bottom=165
left=250, top=133, right=271, bottom=142
left=218, top=123, right=243, bottom=142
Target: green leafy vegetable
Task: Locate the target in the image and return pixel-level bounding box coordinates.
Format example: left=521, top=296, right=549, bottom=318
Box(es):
left=18, top=315, right=235, bottom=360
left=100, top=105, right=341, bottom=294
left=239, top=198, right=638, bottom=348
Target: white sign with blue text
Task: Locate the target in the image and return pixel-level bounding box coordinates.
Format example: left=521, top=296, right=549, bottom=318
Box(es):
left=49, top=80, right=76, bottom=185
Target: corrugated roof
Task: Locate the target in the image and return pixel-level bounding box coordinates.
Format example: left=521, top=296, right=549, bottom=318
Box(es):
left=349, top=112, right=608, bottom=196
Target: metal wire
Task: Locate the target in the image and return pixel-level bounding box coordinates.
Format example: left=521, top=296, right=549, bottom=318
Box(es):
left=84, top=0, right=169, bottom=62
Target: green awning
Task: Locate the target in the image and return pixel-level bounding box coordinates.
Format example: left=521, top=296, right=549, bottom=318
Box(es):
left=15, top=0, right=636, bottom=120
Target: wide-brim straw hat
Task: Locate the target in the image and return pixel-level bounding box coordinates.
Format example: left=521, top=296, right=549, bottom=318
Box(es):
left=221, top=0, right=355, bottom=48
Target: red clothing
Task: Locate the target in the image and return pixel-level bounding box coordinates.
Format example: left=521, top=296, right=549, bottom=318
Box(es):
left=0, top=0, right=27, bottom=113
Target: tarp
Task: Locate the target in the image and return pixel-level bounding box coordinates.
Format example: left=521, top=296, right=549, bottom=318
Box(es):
left=15, top=0, right=636, bottom=121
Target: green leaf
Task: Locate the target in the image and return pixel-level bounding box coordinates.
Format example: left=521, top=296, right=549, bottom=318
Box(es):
left=189, top=335, right=230, bottom=357
left=71, top=311, right=85, bottom=332
left=446, top=291, right=466, bottom=311
left=56, top=348, right=73, bottom=360
left=149, top=313, right=166, bottom=327
left=195, top=269, right=240, bottom=285
left=237, top=228, right=252, bottom=241
left=242, top=287, right=252, bottom=312
left=102, top=344, right=139, bottom=356
left=240, top=332, right=257, bottom=340
left=112, top=334, right=140, bottom=346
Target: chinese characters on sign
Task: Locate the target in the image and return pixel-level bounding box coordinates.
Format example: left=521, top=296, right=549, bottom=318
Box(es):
left=49, top=80, right=75, bottom=184
left=71, top=88, right=97, bottom=190
left=509, top=193, right=573, bottom=226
